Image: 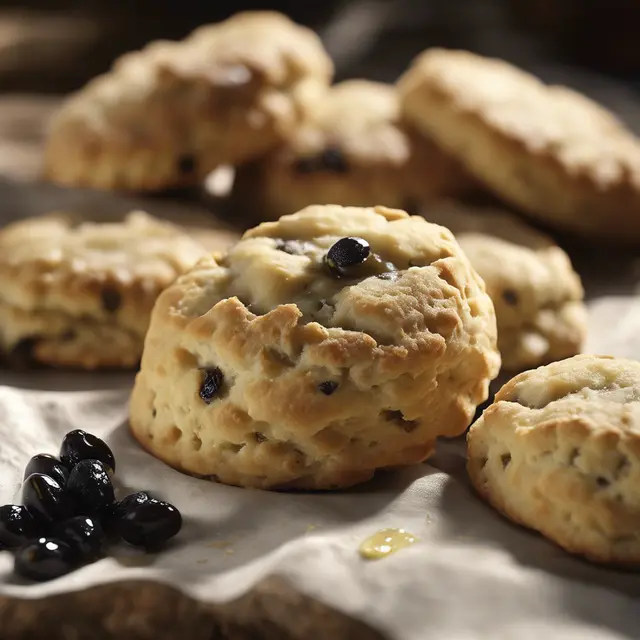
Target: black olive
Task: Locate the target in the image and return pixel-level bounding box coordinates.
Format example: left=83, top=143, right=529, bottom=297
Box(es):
left=103, top=491, right=152, bottom=537
left=320, top=147, right=349, bottom=173
left=53, top=516, right=105, bottom=563
left=60, top=429, right=116, bottom=474
left=20, top=473, right=72, bottom=523
left=14, top=538, right=77, bottom=582
left=199, top=368, right=224, bottom=404
left=502, top=289, right=519, bottom=306
left=317, top=381, right=339, bottom=396
left=100, top=287, right=122, bottom=313
left=324, top=237, right=371, bottom=276
left=117, top=498, right=182, bottom=549
left=0, top=505, right=41, bottom=548
left=116, top=491, right=152, bottom=514
left=66, top=460, right=115, bottom=516
left=24, top=454, right=69, bottom=487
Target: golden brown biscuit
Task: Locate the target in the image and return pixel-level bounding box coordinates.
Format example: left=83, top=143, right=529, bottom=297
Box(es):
left=468, top=354, right=640, bottom=565
left=233, top=80, right=474, bottom=218
left=423, top=202, right=586, bottom=370
left=44, top=12, right=333, bottom=191
left=398, top=49, right=640, bottom=241
left=129, top=204, right=500, bottom=490
left=0, top=211, right=213, bottom=368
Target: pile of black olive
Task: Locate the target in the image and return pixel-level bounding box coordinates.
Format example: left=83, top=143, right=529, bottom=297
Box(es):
left=0, top=429, right=182, bottom=582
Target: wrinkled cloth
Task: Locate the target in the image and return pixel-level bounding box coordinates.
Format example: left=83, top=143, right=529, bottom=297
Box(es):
left=0, top=292, right=639, bottom=640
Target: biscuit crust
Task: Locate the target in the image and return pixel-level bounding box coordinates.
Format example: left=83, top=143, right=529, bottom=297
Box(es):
left=235, top=80, right=473, bottom=218
left=44, top=12, right=333, bottom=191
left=399, top=49, right=640, bottom=241
left=468, top=354, right=640, bottom=564
left=423, top=203, right=586, bottom=371
left=0, top=211, right=209, bottom=368
left=130, top=204, right=500, bottom=490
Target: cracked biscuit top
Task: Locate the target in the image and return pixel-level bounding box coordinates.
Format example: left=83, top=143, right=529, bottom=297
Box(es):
left=129, top=204, right=500, bottom=490
left=467, top=354, right=640, bottom=564
left=0, top=211, right=209, bottom=368
left=44, top=11, right=333, bottom=191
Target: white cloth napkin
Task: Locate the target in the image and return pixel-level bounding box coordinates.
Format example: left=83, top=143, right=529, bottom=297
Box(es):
left=1, top=294, right=639, bottom=640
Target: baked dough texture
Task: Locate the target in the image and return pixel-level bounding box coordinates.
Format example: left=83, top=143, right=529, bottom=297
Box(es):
left=423, top=202, right=586, bottom=371
left=468, top=354, right=640, bottom=565
left=0, top=211, right=209, bottom=369
left=44, top=11, right=333, bottom=191
left=129, top=204, right=500, bottom=490
left=398, top=48, right=640, bottom=241
left=234, top=80, right=473, bottom=217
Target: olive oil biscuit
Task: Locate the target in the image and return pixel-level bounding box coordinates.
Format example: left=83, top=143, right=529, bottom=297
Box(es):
left=129, top=204, right=500, bottom=490
left=44, top=11, right=333, bottom=191
left=0, top=211, right=210, bottom=369
left=424, top=203, right=586, bottom=371
left=398, top=49, right=640, bottom=241
left=468, top=355, right=640, bottom=565
left=234, top=80, right=474, bottom=218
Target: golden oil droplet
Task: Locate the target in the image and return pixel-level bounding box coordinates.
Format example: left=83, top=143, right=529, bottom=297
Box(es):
left=358, top=528, right=417, bottom=560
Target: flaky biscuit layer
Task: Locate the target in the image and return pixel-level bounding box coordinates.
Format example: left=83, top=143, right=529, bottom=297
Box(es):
left=130, top=204, right=500, bottom=489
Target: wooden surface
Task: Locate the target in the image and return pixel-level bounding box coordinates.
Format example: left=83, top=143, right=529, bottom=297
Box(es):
left=0, top=577, right=386, bottom=640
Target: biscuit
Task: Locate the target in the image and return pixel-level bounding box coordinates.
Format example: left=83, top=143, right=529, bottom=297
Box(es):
left=232, top=80, right=474, bottom=218
left=398, top=49, right=640, bottom=241
left=129, top=204, right=500, bottom=490
left=44, top=11, right=333, bottom=191
left=423, top=202, right=586, bottom=371
left=0, top=211, right=212, bottom=369
left=467, top=354, right=640, bottom=564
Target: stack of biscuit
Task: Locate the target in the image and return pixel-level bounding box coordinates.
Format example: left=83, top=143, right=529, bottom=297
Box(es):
left=5, top=10, right=639, bottom=563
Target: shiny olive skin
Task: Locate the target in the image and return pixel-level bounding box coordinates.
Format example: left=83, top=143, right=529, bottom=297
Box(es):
left=103, top=491, right=151, bottom=537
left=7, top=427, right=185, bottom=582
left=117, top=499, right=182, bottom=549
left=324, top=237, right=371, bottom=276
left=24, top=454, right=69, bottom=487
left=114, top=491, right=152, bottom=515
left=14, top=538, right=77, bottom=582
left=60, top=430, right=115, bottom=475
left=53, top=516, right=105, bottom=563
left=20, top=473, right=72, bottom=523
left=66, top=460, right=115, bottom=516
left=0, top=505, right=41, bottom=549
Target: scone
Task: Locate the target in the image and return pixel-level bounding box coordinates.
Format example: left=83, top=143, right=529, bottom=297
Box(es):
left=0, top=211, right=214, bottom=369
left=398, top=49, right=640, bottom=241
left=129, top=204, right=500, bottom=490
left=424, top=202, right=586, bottom=371
left=468, top=354, right=640, bottom=565
left=44, top=11, right=333, bottom=191
left=233, top=80, right=474, bottom=218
